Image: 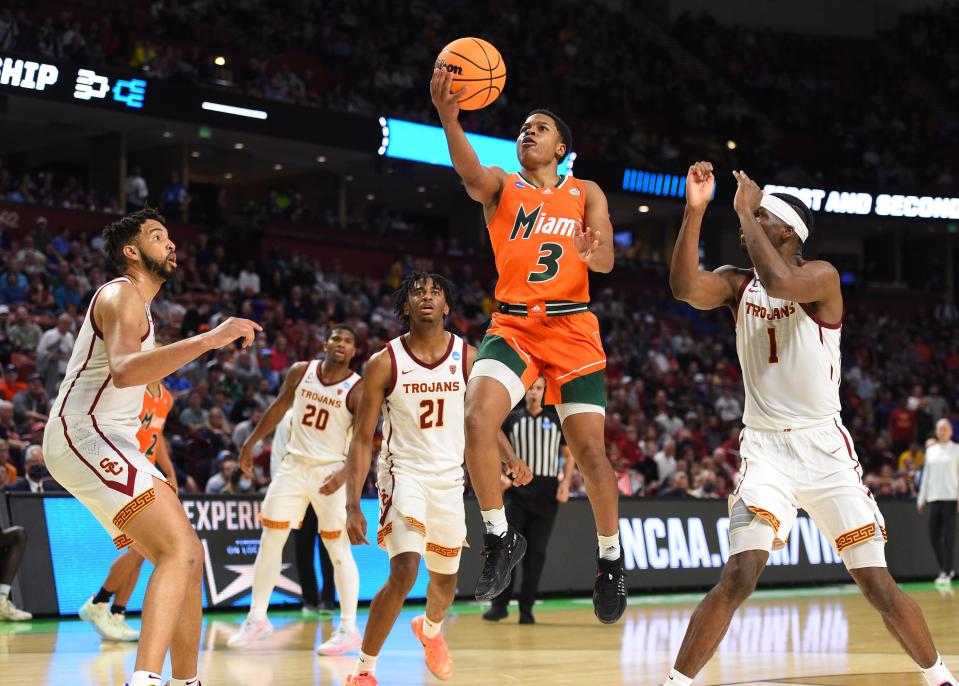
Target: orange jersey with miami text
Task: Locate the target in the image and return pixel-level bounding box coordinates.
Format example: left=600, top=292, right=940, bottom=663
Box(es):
left=137, top=383, right=173, bottom=464
left=487, top=172, right=589, bottom=305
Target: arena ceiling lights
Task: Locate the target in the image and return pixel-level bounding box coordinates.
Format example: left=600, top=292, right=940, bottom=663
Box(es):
left=379, top=117, right=575, bottom=175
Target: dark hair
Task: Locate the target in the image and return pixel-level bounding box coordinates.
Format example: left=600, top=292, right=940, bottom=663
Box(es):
left=527, top=109, right=572, bottom=162
left=328, top=323, right=357, bottom=340
left=770, top=192, right=814, bottom=242
left=392, top=272, right=457, bottom=324
left=102, top=206, right=165, bottom=270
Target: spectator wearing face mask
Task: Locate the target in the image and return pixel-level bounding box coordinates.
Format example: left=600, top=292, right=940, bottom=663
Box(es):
left=4, top=444, right=63, bottom=492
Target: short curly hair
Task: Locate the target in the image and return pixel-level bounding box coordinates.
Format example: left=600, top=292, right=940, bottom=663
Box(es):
left=102, top=206, right=165, bottom=269
left=392, top=272, right=457, bottom=325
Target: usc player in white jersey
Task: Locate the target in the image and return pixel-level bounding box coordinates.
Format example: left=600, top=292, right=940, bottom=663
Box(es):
left=42, top=208, right=260, bottom=686
left=661, top=162, right=957, bottom=686
left=343, top=273, right=530, bottom=685
left=229, top=325, right=363, bottom=655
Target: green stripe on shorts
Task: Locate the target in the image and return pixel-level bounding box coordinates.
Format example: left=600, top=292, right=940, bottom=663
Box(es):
left=476, top=334, right=527, bottom=379
left=560, top=369, right=607, bottom=407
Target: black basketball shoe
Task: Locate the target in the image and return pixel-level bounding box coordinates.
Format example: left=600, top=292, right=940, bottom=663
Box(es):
left=593, top=554, right=627, bottom=624
left=475, top=528, right=526, bottom=601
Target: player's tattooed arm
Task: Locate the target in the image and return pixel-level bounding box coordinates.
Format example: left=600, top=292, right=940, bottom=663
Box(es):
left=345, top=350, right=392, bottom=545
left=670, top=161, right=748, bottom=309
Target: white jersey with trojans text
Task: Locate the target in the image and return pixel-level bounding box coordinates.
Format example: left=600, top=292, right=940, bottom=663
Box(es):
left=380, top=333, right=468, bottom=482
left=735, top=271, right=842, bottom=431
left=286, top=360, right=360, bottom=464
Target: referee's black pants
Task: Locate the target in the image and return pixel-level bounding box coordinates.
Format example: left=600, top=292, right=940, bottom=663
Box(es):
left=294, top=505, right=336, bottom=606
left=927, top=500, right=957, bottom=575
left=492, top=475, right=560, bottom=613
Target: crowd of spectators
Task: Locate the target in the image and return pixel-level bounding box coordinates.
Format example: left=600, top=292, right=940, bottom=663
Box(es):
left=0, top=159, right=120, bottom=215
left=3, top=1, right=957, bottom=191
left=0, top=217, right=955, bottom=503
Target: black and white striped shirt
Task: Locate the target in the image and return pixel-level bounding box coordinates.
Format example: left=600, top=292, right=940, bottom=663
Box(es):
left=503, top=406, right=565, bottom=478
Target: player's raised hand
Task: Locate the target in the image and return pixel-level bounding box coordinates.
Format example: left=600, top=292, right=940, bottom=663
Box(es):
left=732, top=170, right=763, bottom=215
left=346, top=504, right=369, bottom=545
left=686, top=161, right=715, bottom=211
left=204, top=317, right=262, bottom=350
left=430, top=68, right=468, bottom=122
left=574, top=224, right=600, bottom=264
left=504, top=455, right=533, bottom=486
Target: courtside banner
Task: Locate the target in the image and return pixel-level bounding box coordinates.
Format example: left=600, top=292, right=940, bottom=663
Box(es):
left=5, top=494, right=947, bottom=616
left=461, top=498, right=945, bottom=593
left=6, top=493, right=429, bottom=616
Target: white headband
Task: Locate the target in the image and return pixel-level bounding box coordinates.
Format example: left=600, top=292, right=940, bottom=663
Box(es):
left=760, top=194, right=809, bottom=243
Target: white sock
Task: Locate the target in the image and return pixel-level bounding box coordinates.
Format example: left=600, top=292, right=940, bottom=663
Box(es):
left=129, top=670, right=163, bottom=686
left=0, top=584, right=10, bottom=598
left=598, top=533, right=621, bottom=561
left=249, top=527, right=290, bottom=620
left=422, top=615, right=442, bottom=638
left=169, top=677, right=200, bottom=686
left=481, top=507, right=508, bottom=536
left=325, top=535, right=359, bottom=631
left=663, top=667, right=693, bottom=685
left=920, top=654, right=957, bottom=686
left=355, top=650, right=377, bottom=675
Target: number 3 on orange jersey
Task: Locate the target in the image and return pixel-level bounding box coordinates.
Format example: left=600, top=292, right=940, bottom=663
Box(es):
left=528, top=242, right=563, bottom=283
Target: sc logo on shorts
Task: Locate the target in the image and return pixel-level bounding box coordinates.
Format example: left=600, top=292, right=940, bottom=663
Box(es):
left=99, top=457, right=124, bottom=476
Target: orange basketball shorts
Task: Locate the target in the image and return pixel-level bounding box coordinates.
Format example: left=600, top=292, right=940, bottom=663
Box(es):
left=473, top=309, right=606, bottom=409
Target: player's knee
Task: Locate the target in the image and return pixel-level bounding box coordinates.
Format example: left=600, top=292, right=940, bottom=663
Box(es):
left=464, top=405, right=495, bottom=440
left=572, top=442, right=610, bottom=474
left=717, top=554, right=764, bottom=603
left=852, top=567, right=898, bottom=614
left=389, top=555, right=420, bottom=590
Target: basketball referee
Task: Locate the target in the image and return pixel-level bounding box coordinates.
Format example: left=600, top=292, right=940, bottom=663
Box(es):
left=483, top=377, right=575, bottom=624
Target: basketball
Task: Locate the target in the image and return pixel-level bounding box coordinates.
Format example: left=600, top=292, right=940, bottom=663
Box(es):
left=435, top=37, right=506, bottom=110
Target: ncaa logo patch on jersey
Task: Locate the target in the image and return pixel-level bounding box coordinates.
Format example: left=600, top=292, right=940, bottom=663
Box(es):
left=452, top=351, right=461, bottom=361
left=569, top=187, right=581, bottom=196
left=514, top=181, right=526, bottom=189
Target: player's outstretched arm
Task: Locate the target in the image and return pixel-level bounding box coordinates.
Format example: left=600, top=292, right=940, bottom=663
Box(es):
left=430, top=68, right=507, bottom=205
left=344, top=350, right=392, bottom=545
left=239, top=362, right=308, bottom=475
left=99, top=282, right=261, bottom=388
left=670, top=162, right=746, bottom=309
left=733, top=170, right=840, bottom=304
left=578, top=181, right=615, bottom=273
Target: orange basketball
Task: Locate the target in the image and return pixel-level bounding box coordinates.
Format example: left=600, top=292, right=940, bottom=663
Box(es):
left=435, top=37, right=506, bottom=110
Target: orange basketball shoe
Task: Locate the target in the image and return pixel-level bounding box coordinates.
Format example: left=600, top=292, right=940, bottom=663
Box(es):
left=411, top=615, right=453, bottom=680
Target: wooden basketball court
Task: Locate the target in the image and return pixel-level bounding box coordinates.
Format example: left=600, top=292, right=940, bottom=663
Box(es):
left=2, top=583, right=956, bottom=685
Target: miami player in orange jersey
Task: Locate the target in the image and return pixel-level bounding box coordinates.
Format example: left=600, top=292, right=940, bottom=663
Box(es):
left=79, top=380, right=179, bottom=642
left=431, top=68, right=626, bottom=623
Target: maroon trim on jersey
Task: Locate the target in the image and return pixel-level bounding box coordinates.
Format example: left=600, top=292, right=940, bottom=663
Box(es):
left=56, top=336, right=97, bottom=417
left=344, top=375, right=361, bottom=414
left=400, top=332, right=455, bottom=370
left=88, top=277, right=134, bottom=339
left=61, top=417, right=137, bottom=497
left=385, top=344, right=398, bottom=397
left=834, top=418, right=871, bottom=497
left=734, top=457, right=748, bottom=496
left=799, top=302, right=843, bottom=329
left=729, top=272, right=753, bottom=322
left=318, top=364, right=353, bottom=387
left=461, top=339, right=469, bottom=382
left=140, top=316, right=152, bottom=343
left=88, top=374, right=112, bottom=414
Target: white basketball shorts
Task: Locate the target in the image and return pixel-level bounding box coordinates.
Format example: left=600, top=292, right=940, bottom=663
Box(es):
left=260, top=454, right=347, bottom=541
left=43, top=416, right=170, bottom=550
left=376, top=460, right=466, bottom=575
left=730, top=417, right=887, bottom=569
